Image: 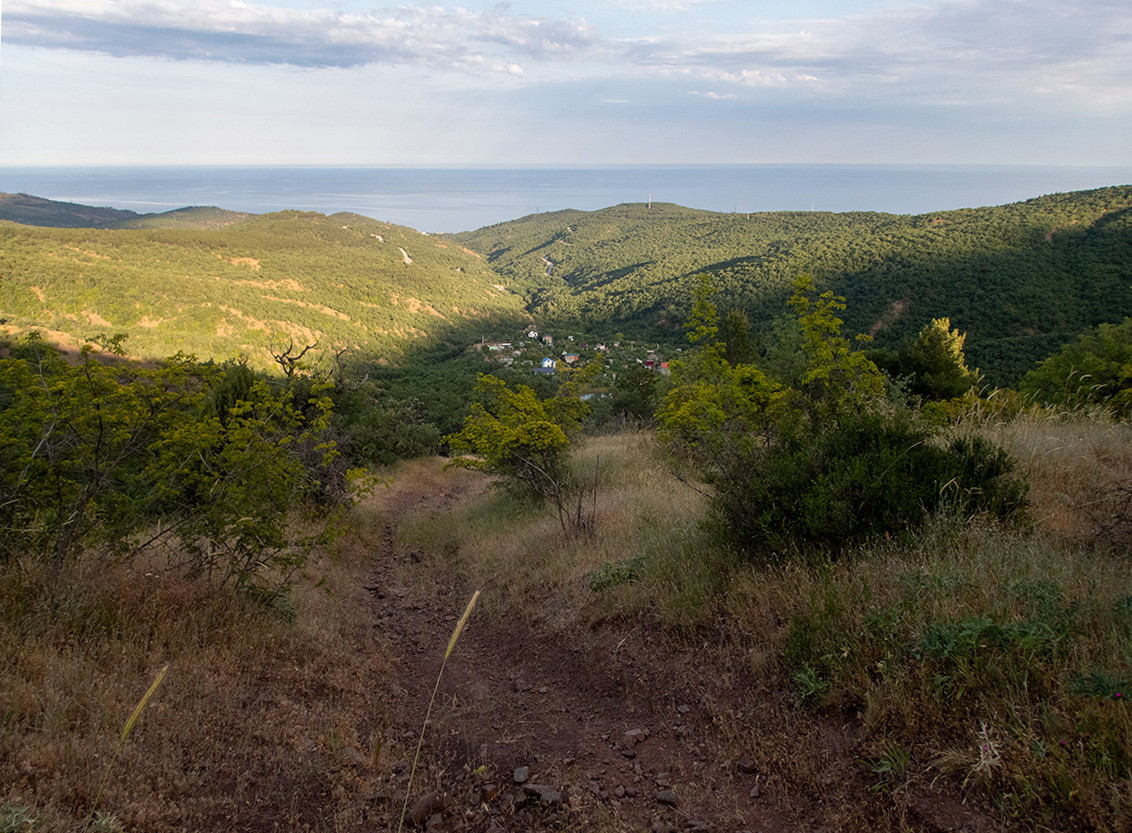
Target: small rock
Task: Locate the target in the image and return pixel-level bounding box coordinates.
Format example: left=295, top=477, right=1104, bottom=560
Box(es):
left=657, top=789, right=678, bottom=806
left=425, top=811, right=444, bottom=833
left=522, top=784, right=564, bottom=805
left=339, top=746, right=370, bottom=768
left=677, top=704, right=690, bottom=714
left=392, top=760, right=409, bottom=774
left=613, top=785, right=625, bottom=798
left=409, top=791, right=445, bottom=826
left=625, top=786, right=638, bottom=797
left=736, top=757, right=758, bottom=774
left=684, top=821, right=711, bottom=831
left=513, top=766, right=529, bottom=784
left=654, top=772, right=671, bottom=788
left=621, top=747, right=637, bottom=759
left=621, top=728, right=650, bottom=749
left=481, top=784, right=500, bottom=802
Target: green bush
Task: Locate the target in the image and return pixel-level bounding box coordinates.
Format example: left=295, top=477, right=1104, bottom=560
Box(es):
left=709, top=408, right=1027, bottom=558
left=0, top=334, right=346, bottom=592
left=658, top=277, right=1027, bottom=562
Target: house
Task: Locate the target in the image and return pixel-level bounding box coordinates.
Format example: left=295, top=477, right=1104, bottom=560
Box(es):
left=562, top=353, right=580, bottom=365
left=542, top=334, right=554, bottom=346
left=527, top=329, right=539, bottom=339
left=533, top=356, right=557, bottom=375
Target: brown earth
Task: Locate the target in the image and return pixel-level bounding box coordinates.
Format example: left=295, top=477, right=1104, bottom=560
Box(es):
left=339, top=470, right=1014, bottom=833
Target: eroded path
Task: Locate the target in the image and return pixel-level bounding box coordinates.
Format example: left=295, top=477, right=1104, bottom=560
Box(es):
left=355, top=464, right=1008, bottom=833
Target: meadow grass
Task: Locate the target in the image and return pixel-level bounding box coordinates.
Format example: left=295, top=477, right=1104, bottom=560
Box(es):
left=712, top=410, right=1132, bottom=828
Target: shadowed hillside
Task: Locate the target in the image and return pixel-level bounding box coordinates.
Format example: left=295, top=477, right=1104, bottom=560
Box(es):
left=454, top=186, right=1132, bottom=385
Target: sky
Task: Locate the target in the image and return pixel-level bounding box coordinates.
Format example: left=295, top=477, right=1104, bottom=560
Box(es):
left=0, top=0, right=1130, bottom=167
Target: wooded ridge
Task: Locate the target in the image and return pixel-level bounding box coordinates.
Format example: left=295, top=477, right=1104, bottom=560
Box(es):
left=2, top=185, right=1130, bottom=385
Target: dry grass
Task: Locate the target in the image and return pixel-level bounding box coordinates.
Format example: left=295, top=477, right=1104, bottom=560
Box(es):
left=5, top=413, right=1131, bottom=831
left=709, top=409, right=1132, bottom=829
left=391, top=431, right=711, bottom=629
left=0, top=530, right=391, bottom=832
left=391, top=418, right=1132, bottom=829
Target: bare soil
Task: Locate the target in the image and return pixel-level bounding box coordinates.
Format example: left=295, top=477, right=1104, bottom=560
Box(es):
left=344, top=468, right=1014, bottom=833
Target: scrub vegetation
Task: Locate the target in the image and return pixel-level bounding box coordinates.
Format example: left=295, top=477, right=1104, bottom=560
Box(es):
left=2, top=185, right=1132, bottom=830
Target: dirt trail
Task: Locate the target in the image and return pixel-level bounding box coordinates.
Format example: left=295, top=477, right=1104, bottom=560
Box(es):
left=361, top=473, right=1008, bottom=833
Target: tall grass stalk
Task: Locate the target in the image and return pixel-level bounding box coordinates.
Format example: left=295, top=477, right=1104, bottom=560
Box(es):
left=89, top=664, right=169, bottom=820
left=397, top=590, right=479, bottom=833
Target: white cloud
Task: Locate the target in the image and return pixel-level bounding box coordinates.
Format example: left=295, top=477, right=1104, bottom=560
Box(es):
left=2, top=0, right=1130, bottom=166
left=689, top=90, right=737, bottom=99
left=3, top=0, right=609, bottom=71
left=6, top=0, right=1130, bottom=108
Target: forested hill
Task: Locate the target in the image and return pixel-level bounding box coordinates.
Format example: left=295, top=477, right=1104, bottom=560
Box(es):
left=0, top=192, right=250, bottom=230
left=0, top=210, right=526, bottom=368
left=453, top=186, right=1132, bottom=385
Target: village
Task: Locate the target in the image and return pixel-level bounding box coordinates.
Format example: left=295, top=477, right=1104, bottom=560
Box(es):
left=475, top=327, right=674, bottom=382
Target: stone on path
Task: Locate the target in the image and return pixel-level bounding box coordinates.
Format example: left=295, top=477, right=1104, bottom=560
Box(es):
left=409, top=791, right=445, bottom=826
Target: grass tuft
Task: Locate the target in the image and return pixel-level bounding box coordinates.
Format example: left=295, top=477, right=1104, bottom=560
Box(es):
left=397, top=589, right=480, bottom=833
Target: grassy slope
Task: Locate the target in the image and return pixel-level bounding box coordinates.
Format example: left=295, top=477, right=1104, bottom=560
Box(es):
left=454, top=187, right=1132, bottom=385
left=0, top=211, right=526, bottom=369
left=6, top=415, right=1130, bottom=831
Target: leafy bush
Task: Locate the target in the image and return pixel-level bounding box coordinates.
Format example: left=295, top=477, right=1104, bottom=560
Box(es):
left=446, top=373, right=592, bottom=534
left=658, top=277, right=1027, bottom=562
left=710, top=408, right=1027, bottom=557
left=1020, top=317, right=1132, bottom=414
left=0, top=334, right=347, bottom=592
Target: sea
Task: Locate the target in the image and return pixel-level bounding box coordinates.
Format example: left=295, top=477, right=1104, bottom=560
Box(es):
left=1, top=164, right=1131, bottom=234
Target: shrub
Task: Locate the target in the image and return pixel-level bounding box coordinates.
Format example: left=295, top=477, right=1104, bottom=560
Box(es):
left=0, top=334, right=346, bottom=592
left=709, top=408, right=1026, bottom=558
left=446, top=373, right=592, bottom=535
left=658, top=277, right=1027, bottom=562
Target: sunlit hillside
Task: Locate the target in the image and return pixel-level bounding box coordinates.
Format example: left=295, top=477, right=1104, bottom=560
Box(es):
left=0, top=210, right=527, bottom=368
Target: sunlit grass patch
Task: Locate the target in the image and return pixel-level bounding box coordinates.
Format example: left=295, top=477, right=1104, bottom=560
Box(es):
left=969, top=407, right=1132, bottom=541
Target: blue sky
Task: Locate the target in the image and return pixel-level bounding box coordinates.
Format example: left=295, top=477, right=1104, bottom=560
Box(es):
left=1, top=0, right=1130, bottom=166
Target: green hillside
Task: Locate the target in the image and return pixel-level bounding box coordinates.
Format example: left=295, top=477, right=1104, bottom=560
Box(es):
left=0, top=210, right=526, bottom=369
left=0, top=192, right=249, bottom=230
left=454, top=186, right=1132, bottom=385
left=0, top=192, right=143, bottom=228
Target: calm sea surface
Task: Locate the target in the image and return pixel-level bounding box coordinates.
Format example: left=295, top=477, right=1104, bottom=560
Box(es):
left=1, top=165, right=1130, bottom=234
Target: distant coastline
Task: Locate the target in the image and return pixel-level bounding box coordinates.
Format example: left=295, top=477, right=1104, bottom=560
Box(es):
left=2, top=164, right=1131, bottom=234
